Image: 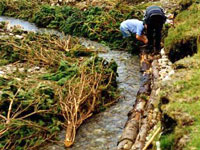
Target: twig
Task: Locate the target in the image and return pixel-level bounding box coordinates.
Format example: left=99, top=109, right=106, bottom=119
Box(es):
left=18, top=110, right=49, bottom=120
left=0, top=114, right=7, bottom=121
left=142, top=126, right=161, bottom=150
left=6, top=87, right=21, bottom=124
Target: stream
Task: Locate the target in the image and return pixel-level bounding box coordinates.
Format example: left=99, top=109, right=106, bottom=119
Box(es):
left=0, top=16, right=140, bottom=150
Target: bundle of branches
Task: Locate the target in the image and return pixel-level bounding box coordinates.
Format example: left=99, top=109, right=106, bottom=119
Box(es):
left=33, top=5, right=143, bottom=51
left=0, top=23, right=118, bottom=149
left=0, top=0, right=143, bottom=52
left=0, top=0, right=40, bottom=19
left=0, top=23, right=94, bottom=66
left=0, top=77, right=62, bottom=149
left=58, top=57, right=117, bottom=147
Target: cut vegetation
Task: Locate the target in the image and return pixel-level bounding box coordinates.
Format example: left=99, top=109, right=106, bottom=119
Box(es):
left=0, top=0, right=145, bottom=52
left=0, top=22, right=118, bottom=149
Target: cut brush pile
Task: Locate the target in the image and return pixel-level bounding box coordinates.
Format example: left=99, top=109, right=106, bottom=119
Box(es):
left=0, top=0, right=144, bottom=52
left=0, top=22, right=118, bottom=149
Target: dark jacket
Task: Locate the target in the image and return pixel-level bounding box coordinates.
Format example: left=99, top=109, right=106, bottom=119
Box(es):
left=144, top=6, right=166, bottom=25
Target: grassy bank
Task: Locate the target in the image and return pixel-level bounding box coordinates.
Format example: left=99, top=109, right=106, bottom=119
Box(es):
left=160, top=52, right=200, bottom=150
left=0, top=22, right=118, bottom=149
left=164, top=1, right=200, bottom=62
left=160, top=1, right=200, bottom=148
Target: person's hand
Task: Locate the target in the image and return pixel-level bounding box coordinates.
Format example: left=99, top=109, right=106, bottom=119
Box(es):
left=144, top=37, right=148, bottom=44
left=144, top=24, right=147, bottom=29
left=136, top=34, right=148, bottom=44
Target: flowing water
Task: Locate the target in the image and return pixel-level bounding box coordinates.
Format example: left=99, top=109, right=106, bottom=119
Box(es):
left=0, top=16, right=140, bottom=150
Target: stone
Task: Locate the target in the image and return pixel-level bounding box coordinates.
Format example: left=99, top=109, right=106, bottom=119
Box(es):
left=162, top=57, right=168, bottom=62
left=35, top=66, right=40, bottom=70
left=156, top=141, right=161, bottom=150
left=16, top=35, right=24, bottom=39
left=15, top=78, right=21, bottom=81
left=0, top=71, right=5, bottom=75
left=168, top=70, right=175, bottom=76
left=19, top=68, right=25, bottom=72
left=160, top=48, right=165, bottom=56
left=163, top=76, right=170, bottom=81
left=168, top=61, right=172, bottom=66
left=162, top=55, right=168, bottom=58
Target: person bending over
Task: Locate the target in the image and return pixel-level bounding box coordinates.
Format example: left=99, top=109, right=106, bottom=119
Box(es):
left=144, top=5, right=166, bottom=53
left=120, top=19, right=148, bottom=45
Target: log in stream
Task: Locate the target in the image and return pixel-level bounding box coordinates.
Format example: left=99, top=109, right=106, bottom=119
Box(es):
left=118, top=48, right=161, bottom=150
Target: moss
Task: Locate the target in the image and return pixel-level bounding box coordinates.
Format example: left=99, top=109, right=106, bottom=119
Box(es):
left=139, top=94, right=149, bottom=101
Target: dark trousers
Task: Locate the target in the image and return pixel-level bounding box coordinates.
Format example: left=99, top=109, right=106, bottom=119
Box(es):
left=147, top=24, right=163, bottom=51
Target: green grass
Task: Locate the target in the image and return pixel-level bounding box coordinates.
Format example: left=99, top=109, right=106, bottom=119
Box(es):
left=160, top=53, right=200, bottom=149
left=160, top=134, right=175, bottom=150
left=164, top=3, right=200, bottom=62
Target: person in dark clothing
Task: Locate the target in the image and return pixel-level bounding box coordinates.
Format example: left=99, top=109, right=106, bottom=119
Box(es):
left=144, top=6, right=166, bottom=53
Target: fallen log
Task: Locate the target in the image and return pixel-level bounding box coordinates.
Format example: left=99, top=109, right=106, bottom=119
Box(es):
left=117, top=49, right=154, bottom=150
left=118, top=46, right=164, bottom=150
left=118, top=119, right=139, bottom=150
left=131, top=58, right=161, bottom=150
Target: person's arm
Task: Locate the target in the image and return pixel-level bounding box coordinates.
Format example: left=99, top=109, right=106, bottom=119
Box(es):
left=136, top=34, right=148, bottom=44
left=136, top=22, right=148, bottom=44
